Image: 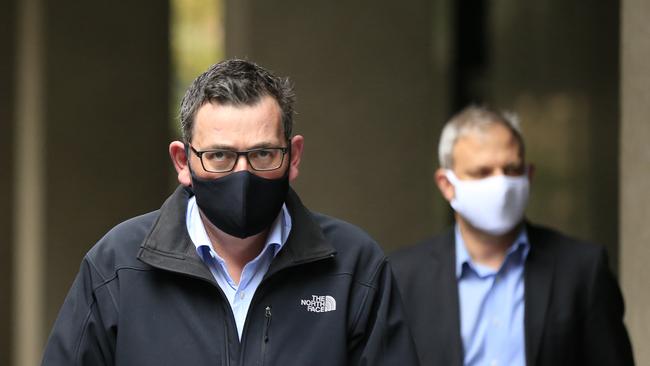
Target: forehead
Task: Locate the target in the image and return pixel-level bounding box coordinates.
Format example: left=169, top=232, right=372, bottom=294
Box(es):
left=452, top=123, right=522, bottom=168
left=192, top=95, right=283, bottom=148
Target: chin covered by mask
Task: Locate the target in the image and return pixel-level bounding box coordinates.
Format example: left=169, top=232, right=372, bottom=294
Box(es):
left=446, top=170, right=529, bottom=236
left=191, top=169, right=289, bottom=239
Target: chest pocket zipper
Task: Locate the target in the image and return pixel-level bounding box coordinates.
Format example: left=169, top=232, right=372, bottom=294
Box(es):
left=260, top=306, right=272, bottom=366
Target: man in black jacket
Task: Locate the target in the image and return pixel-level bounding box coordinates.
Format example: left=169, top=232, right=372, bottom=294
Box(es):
left=391, top=106, right=634, bottom=366
left=42, top=59, right=419, bottom=366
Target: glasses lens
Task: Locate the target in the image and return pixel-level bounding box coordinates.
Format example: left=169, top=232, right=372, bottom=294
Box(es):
left=202, top=150, right=237, bottom=172
left=248, top=148, right=284, bottom=171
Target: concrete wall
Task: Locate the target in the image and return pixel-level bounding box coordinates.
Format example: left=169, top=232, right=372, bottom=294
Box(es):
left=41, top=0, right=171, bottom=330
left=226, top=0, right=452, bottom=251
left=620, top=0, right=650, bottom=364
left=9, top=0, right=171, bottom=364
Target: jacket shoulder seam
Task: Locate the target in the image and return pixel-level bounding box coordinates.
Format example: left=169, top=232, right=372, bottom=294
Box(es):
left=90, top=265, right=154, bottom=312
left=73, top=298, right=97, bottom=365
left=349, top=259, right=386, bottom=331
left=328, top=271, right=379, bottom=290
left=352, top=277, right=379, bottom=290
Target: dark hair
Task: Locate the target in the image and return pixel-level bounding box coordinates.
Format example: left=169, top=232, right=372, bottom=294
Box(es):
left=179, top=59, right=295, bottom=143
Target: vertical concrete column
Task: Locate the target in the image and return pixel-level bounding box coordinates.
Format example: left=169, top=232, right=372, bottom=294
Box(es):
left=226, top=0, right=450, bottom=250
left=0, top=1, right=16, bottom=365
left=13, top=0, right=45, bottom=365
left=620, top=0, right=650, bottom=363
left=41, top=0, right=171, bottom=332
left=11, top=1, right=171, bottom=364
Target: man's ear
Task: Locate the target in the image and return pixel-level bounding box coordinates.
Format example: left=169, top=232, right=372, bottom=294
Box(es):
left=288, top=135, right=304, bottom=182
left=169, top=141, right=192, bottom=186
left=434, top=168, right=455, bottom=202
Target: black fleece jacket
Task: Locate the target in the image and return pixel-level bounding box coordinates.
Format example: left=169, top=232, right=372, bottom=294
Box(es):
left=41, top=186, right=419, bottom=366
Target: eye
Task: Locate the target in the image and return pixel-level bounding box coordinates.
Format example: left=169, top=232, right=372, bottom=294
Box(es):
left=504, top=164, right=526, bottom=176
left=258, top=150, right=270, bottom=158
left=250, top=149, right=276, bottom=160
left=467, top=168, right=493, bottom=179
left=204, top=150, right=229, bottom=161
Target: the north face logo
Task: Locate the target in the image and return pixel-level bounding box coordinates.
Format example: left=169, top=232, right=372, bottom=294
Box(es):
left=300, top=295, right=337, bottom=313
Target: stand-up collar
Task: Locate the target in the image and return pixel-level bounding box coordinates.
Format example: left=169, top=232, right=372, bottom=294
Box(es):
left=137, top=185, right=336, bottom=282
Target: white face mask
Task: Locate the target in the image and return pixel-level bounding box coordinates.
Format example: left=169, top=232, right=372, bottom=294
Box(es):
left=445, top=170, right=529, bottom=236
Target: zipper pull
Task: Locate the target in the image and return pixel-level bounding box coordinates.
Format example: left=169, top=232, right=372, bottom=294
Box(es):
left=264, top=306, right=272, bottom=342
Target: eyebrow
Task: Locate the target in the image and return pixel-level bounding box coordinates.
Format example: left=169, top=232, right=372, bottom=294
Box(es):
left=466, top=161, right=524, bottom=173
left=504, top=161, right=525, bottom=169
left=199, top=141, right=284, bottom=151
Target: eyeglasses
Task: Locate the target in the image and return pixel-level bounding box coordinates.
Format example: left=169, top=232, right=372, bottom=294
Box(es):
left=189, top=145, right=289, bottom=173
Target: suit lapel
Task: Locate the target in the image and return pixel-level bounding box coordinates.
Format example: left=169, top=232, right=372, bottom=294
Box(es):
left=432, top=230, right=464, bottom=366
left=524, top=225, right=555, bottom=366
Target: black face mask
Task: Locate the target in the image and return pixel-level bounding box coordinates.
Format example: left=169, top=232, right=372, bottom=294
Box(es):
left=190, top=169, right=289, bottom=239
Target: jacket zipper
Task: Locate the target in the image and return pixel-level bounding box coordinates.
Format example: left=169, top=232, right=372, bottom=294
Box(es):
left=239, top=253, right=336, bottom=364
left=260, top=306, right=272, bottom=366
left=240, top=252, right=335, bottom=340
left=149, top=253, right=335, bottom=365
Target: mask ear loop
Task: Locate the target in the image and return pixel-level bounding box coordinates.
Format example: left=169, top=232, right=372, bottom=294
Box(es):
left=184, top=143, right=196, bottom=194
left=184, top=143, right=191, bottom=173
left=445, top=169, right=460, bottom=185
left=281, top=138, right=292, bottom=178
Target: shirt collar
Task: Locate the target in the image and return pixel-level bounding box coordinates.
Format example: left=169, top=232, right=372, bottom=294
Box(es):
left=454, top=224, right=530, bottom=279
left=186, top=195, right=291, bottom=261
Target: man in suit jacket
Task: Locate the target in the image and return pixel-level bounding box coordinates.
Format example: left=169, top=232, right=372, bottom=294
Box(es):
left=391, top=106, right=634, bottom=366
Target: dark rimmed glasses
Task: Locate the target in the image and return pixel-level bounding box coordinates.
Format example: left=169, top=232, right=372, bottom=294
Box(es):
left=189, top=145, right=289, bottom=173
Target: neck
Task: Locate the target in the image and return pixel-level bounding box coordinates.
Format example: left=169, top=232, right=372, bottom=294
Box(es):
left=200, top=211, right=269, bottom=284
left=457, top=216, right=522, bottom=270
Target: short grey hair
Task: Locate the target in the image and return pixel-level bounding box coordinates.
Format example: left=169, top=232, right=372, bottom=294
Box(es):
left=438, top=105, right=525, bottom=168
left=179, top=59, right=295, bottom=143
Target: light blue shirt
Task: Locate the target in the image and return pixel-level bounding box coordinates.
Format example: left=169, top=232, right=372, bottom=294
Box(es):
left=455, top=225, right=530, bottom=366
left=186, top=196, right=291, bottom=339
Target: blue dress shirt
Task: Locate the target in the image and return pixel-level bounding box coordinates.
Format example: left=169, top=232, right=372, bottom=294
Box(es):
left=455, top=225, right=530, bottom=366
left=186, top=196, right=291, bottom=339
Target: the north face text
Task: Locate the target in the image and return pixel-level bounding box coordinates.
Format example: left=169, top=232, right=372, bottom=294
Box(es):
left=300, top=295, right=337, bottom=313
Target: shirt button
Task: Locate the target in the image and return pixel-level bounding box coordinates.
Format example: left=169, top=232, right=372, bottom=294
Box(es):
left=490, top=360, right=498, bottom=366
left=239, top=292, right=245, bottom=300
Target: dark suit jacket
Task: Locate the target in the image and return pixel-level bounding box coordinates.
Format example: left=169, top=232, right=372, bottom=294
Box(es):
left=390, top=223, right=634, bottom=366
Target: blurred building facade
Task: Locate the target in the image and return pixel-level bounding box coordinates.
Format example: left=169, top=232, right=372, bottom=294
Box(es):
left=1, top=0, right=648, bottom=365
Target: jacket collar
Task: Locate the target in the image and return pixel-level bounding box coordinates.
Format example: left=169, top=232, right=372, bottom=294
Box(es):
left=137, top=185, right=337, bottom=283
